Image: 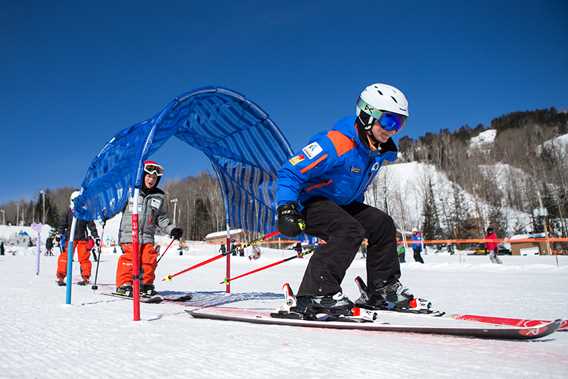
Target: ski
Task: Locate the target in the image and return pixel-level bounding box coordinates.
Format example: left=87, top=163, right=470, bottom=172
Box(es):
left=186, top=282, right=561, bottom=339
left=103, top=292, right=163, bottom=304
left=187, top=307, right=561, bottom=340
left=450, top=314, right=568, bottom=332
left=162, top=293, right=193, bottom=302
left=355, top=275, right=566, bottom=331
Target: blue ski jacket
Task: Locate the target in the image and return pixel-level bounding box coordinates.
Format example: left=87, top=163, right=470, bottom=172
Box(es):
left=276, top=116, right=397, bottom=208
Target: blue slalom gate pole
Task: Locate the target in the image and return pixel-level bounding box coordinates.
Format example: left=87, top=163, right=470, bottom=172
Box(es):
left=65, top=217, right=78, bottom=304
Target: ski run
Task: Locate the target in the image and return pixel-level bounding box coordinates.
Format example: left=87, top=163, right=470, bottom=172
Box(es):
left=1, top=243, right=567, bottom=378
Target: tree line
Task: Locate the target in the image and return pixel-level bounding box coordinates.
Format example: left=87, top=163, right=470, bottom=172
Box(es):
left=2, top=108, right=567, bottom=241
left=391, top=107, right=568, bottom=239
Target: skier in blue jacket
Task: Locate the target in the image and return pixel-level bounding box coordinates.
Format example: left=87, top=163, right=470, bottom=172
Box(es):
left=277, top=83, right=420, bottom=318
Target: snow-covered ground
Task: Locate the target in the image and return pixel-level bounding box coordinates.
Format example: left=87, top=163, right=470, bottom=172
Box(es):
left=469, top=129, right=497, bottom=148
left=540, top=133, right=568, bottom=156
left=1, top=241, right=567, bottom=378
left=366, top=162, right=532, bottom=233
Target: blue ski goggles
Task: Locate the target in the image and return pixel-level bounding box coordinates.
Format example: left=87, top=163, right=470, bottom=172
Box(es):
left=377, top=112, right=407, bottom=132
left=357, top=98, right=407, bottom=132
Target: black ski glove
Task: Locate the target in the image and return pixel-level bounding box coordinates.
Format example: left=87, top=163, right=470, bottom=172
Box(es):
left=277, top=203, right=306, bottom=237
left=379, top=137, right=398, bottom=161
left=170, top=228, right=183, bottom=240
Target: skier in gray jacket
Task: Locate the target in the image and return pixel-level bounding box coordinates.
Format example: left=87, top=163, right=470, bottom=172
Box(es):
left=115, top=160, right=183, bottom=296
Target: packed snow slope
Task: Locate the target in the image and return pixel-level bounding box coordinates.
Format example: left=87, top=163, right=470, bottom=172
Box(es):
left=1, top=242, right=567, bottom=378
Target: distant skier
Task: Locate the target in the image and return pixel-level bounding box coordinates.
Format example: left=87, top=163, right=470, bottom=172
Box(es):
left=397, top=240, right=406, bottom=263
left=115, top=160, right=183, bottom=297
left=277, top=83, right=424, bottom=318
left=45, top=234, right=54, bottom=256
left=56, top=191, right=100, bottom=286
left=485, top=227, right=502, bottom=264
left=411, top=229, right=425, bottom=264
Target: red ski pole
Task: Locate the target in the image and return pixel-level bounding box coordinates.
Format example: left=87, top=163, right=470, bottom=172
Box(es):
left=162, top=231, right=280, bottom=282
left=156, top=238, right=176, bottom=265
left=220, top=247, right=314, bottom=285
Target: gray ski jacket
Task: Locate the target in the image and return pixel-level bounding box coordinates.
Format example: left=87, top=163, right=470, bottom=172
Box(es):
left=118, top=187, right=175, bottom=244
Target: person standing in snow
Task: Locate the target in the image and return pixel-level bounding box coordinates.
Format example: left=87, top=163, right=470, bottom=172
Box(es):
left=276, top=83, right=424, bottom=318
left=45, top=234, right=54, bottom=256
left=56, top=191, right=100, bottom=286
left=115, top=160, right=183, bottom=297
left=411, top=229, right=425, bottom=264
left=485, top=227, right=502, bottom=264
left=397, top=238, right=406, bottom=263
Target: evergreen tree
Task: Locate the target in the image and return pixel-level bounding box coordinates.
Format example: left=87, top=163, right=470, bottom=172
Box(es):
left=421, top=178, right=444, bottom=240
left=33, top=191, right=59, bottom=227
left=487, top=199, right=506, bottom=237
left=450, top=184, right=469, bottom=238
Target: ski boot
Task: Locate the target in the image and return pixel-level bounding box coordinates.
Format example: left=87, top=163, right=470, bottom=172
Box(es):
left=354, top=276, right=432, bottom=314
left=292, top=293, right=354, bottom=319
left=140, top=284, right=158, bottom=297
left=272, top=283, right=353, bottom=320
left=77, top=278, right=90, bottom=286
left=115, top=284, right=133, bottom=297
left=56, top=278, right=66, bottom=287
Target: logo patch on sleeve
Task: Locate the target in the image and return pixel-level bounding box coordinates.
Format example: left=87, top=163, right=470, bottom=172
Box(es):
left=150, top=198, right=162, bottom=209
left=289, top=154, right=305, bottom=166
left=302, top=142, right=323, bottom=159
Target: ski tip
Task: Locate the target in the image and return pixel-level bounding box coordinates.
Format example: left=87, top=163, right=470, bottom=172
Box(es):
left=518, top=319, right=562, bottom=339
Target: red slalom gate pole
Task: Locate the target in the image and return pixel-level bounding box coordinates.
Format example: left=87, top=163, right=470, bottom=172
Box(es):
left=131, top=189, right=141, bottom=321
left=162, top=231, right=280, bottom=282
left=221, top=248, right=314, bottom=285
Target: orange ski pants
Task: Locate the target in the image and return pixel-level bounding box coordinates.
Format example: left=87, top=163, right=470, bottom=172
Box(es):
left=57, top=240, right=92, bottom=280
left=116, top=243, right=158, bottom=288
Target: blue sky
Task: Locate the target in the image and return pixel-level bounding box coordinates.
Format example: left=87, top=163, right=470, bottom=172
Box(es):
left=1, top=0, right=567, bottom=203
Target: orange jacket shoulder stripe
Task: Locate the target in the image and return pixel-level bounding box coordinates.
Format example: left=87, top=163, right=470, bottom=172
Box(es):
left=327, top=130, right=355, bottom=157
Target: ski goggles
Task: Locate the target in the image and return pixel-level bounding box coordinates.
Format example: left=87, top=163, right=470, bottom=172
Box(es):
left=376, top=112, right=407, bottom=132
left=357, top=98, right=407, bottom=132
left=144, top=163, right=164, bottom=176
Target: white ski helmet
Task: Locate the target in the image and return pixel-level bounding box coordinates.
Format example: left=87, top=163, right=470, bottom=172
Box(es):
left=69, top=190, right=81, bottom=210
left=356, top=83, right=409, bottom=131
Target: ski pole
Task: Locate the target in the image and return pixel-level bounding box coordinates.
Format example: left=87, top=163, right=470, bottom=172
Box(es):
left=162, top=230, right=280, bottom=282
left=220, top=246, right=315, bottom=285
left=156, top=238, right=176, bottom=265
left=91, top=220, right=106, bottom=291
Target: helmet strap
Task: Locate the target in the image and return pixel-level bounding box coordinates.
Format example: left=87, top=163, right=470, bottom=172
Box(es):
left=355, top=116, right=378, bottom=151
left=366, top=131, right=379, bottom=151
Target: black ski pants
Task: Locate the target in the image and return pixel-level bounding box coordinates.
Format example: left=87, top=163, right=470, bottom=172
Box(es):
left=413, top=248, right=424, bottom=264
left=297, top=198, right=401, bottom=297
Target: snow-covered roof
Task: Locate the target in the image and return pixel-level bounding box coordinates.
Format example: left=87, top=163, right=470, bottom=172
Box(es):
left=204, top=229, right=244, bottom=240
